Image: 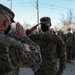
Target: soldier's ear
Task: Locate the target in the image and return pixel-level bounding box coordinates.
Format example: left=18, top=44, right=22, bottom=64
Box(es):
left=4, top=19, right=9, bottom=30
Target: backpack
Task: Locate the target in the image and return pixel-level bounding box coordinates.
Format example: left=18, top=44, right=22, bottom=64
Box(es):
left=0, top=36, right=15, bottom=75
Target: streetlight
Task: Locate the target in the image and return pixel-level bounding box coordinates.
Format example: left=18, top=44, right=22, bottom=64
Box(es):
left=7, top=0, right=12, bottom=10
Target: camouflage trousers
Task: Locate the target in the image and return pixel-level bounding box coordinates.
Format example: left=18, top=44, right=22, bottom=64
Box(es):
left=66, top=46, right=73, bottom=63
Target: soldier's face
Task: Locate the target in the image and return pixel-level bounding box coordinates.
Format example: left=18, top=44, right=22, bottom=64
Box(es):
left=0, top=13, right=7, bottom=30
left=4, top=17, right=12, bottom=34
left=0, top=13, right=12, bottom=34
left=40, top=23, right=51, bottom=32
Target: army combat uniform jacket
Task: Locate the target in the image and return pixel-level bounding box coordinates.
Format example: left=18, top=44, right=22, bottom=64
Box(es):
left=29, top=32, right=66, bottom=75
left=0, top=33, right=42, bottom=75
left=65, top=32, right=74, bottom=63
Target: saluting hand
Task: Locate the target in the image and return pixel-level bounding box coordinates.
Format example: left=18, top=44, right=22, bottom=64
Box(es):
left=13, top=22, right=26, bottom=39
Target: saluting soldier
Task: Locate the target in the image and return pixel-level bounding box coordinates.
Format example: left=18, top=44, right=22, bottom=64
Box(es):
left=28, top=17, right=66, bottom=75
left=0, top=4, right=42, bottom=75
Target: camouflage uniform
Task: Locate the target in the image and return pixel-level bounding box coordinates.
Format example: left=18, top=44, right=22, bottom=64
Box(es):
left=72, top=32, right=75, bottom=59
left=7, top=30, right=42, bottom=69
left=65, top=31, right=74, bottom=63
left=0, top=3, right=42, bottom=75
left=29, top=32, right=66, bottom=75
left=0, top=33, right=42, bottom=75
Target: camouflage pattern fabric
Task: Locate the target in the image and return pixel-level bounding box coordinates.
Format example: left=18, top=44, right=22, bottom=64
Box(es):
left=72, top=32, right=75, bottom=59
left=20, top=36, right=42, bottom=71
left=65, top=32, right=74, bottom=47
left=6, top=30, right=42, bottom=71
left=0, top=34, right=41, bottom=75
left=29, top=32, right=66, bottom=75
left=65, top=32, right=74, bottom=63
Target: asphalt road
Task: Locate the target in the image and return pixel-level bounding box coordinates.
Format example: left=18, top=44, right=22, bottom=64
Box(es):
left=19, top=68, right=34, bottom=75
left=19, top=60, right=75, bottom=75
left=63, top=60, right=75, bottom=75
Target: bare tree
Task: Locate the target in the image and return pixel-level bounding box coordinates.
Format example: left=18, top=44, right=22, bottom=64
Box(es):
left=23, top=22, right=31, bottom=30
left=59, top=9, right=75, bottom=32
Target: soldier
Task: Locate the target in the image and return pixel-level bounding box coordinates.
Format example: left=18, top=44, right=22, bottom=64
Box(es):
left=0, top=4, right=41, bottom=75
left=28, top=17, right=66, bottom=75
left=73, top=31, right=75, bottom=59
left=65, top=28, right=74, bottom=63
